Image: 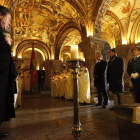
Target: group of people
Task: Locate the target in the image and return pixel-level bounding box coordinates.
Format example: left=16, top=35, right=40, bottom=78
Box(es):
left=94, top=47, right=140, bottom=109
left=51, top=62, right=91, bottom=103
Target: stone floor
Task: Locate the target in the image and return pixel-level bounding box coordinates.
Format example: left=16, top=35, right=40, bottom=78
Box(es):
left=0, top=92, right=119, bottom=140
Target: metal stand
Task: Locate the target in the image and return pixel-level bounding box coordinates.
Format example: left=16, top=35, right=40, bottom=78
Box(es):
left=67, top=59, right=82, bottom=140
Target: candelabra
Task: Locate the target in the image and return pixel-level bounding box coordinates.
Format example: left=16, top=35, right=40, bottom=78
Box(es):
left=67, top=59, right=82, bottom=140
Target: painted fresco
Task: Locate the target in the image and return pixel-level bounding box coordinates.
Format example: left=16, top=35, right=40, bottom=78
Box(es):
left=109, top=0, right=134, bottom=19
left=101, top=15, right=121, bottom=46
left=1, top=0, right=140, bottom=51
left=13, top=0, right=82, bottom=50
left=100, top=0, right=140, bottom=46
left=62, top=30, right=81, bottom=46
left=136, top=24, right=140, bottom=43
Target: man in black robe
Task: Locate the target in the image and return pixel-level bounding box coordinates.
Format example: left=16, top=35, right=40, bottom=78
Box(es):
left=0, top=5, right=18, bottom=139
left=94, top=54, right=108, bottom=108
left=107, top=49, right=124, bottom=109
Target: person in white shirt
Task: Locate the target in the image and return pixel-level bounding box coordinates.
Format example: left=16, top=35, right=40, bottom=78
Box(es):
left=65, top=64, right=74, bottom=100
left=78, top=62, right=91, bottom=103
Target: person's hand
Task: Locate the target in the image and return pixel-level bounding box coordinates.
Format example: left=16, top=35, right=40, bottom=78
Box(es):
left=131, top=73, right=134, bottom=78
left=131, top=73, right=139, bottom=79
left=133, top=73, right=139, bottom=79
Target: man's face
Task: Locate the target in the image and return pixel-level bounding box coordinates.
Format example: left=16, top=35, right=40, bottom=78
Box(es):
left=5, top=33, right=12, bottom=46
left=108, top=50, right=115, bottom=57
left=0, top=13, right=11, bottom=30
left=133, top=48, right=140, bottom=56
left=96, top=54, right=102, bottom=61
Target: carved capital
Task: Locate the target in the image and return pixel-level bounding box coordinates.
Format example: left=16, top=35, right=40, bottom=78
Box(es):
left=79, top=36, right=110, bottom=60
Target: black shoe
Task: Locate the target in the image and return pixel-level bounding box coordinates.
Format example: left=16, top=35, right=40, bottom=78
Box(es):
left=102, top=105, right=107, bottom=108
left=109, top=107, right=114, bottom=110
left=0, top=133, right=8, bottom=139
left=95, top=104, right=102, bottom=106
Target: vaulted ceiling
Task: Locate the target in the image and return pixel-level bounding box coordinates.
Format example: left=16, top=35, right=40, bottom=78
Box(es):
left=101, top=0, right=140, bottom=48
left=1, top=0, right=140, bottom=58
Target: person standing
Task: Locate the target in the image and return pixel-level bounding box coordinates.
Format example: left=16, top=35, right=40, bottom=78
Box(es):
left=78, top=61, right=91, bottom=103
left=107, top=49, right=124, bottom=109
left=24, top=68, right=31, bottom=91
left=127, top=47, right=140, bottom=103
left=0, top=5, right=18, bottom=139
left=59, top=65, right=67, bottom=98
left=2, top=29, right=19, bottom=108
left=94, top=54, right=108, bottom=108
left=65, top=64, right=74, bottom=100
left=37, top=66, right=45, bottom=92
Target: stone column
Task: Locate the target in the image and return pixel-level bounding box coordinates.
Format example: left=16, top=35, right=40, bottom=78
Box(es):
left=43, top=60, right=62, bottom=89
left=78, top=36, right=111, bottom=93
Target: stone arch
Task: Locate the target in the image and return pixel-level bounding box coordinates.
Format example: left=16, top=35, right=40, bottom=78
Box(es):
left=66, top=0, right=88, bottom=25
left=16, top=39, right=51, bottom=60
left=93, top=0, right=113, bottom=38
left=106, top=10, right=124, bottom=36
left=130, top=14, right=140, bottom=44
left=54, top=21, right=83, bottom=60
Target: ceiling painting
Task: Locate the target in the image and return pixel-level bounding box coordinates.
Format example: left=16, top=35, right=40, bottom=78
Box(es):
left=12, top=0, right=83, bottom=52
left=101, top=15, right=121, bottom=47
left=60, top=30, right=81, bottom=58
left=62, top=30, right=81, bottom=46
left=108, top=0, right=134, bottom=19
left=1, top=0, right=140, bottom=58
left=135, top=22, right=140, bottom=43
left=100, top=0, right=140, bottom=46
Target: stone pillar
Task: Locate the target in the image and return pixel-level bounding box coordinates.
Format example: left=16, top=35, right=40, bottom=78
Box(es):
left=43, top=60, right=62, bottom=89
left=78, top=36, right=111, bottom=93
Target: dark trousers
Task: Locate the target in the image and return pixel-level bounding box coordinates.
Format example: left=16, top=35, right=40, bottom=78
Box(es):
left=38, top=82, right=44, bottom=91
left=133, top=83, right=140, bottom=103
left=97, top=87, right=108, bottom=105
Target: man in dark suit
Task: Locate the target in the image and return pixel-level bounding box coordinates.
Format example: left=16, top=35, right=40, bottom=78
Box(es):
left=0, top=5, right=18, bottom=139
left=107, top=49, right=124, bottom=109
left=127, top=47, right=140, bottom=103
left=94, top=54, right=108, bottom=108
left=37, top=66, right=45, bottom=92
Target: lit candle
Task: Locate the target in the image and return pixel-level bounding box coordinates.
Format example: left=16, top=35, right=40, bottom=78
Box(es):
left=71, top=45, right=79, bottom=59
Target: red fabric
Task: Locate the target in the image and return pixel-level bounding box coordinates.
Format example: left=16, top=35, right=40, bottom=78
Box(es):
left=30, top=43, right=37, bottom=90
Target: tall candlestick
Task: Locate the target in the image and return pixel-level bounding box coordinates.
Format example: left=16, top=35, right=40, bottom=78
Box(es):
left=71, top=45, right=78, bottom=59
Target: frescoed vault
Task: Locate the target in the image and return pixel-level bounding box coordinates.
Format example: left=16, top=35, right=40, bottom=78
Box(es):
left=0, top=0, right=140, bottom=59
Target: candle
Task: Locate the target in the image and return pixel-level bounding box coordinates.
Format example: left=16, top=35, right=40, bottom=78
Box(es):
left=71, top=45, right=78, bottom=59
